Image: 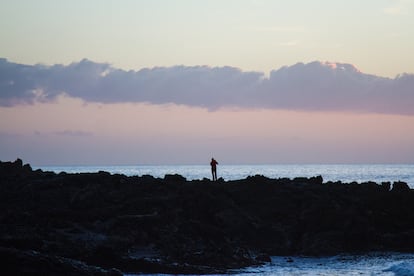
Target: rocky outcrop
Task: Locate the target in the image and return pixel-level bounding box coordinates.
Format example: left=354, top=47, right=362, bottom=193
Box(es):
left=0, top=247, right=122, bottom=276
left=1, top=159, right=413, bottom=274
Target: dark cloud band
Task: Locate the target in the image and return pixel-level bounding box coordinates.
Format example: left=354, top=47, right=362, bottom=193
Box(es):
left=1, top=58, right=413, bottom=114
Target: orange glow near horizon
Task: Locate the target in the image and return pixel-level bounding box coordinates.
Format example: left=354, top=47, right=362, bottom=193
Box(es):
left=1, top=95, right=414, bottom=165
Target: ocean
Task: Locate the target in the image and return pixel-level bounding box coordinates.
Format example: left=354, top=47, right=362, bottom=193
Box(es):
left=35, top=164, right=414, bottom=188
left=123, top=253, right=414, bottom=276
left=123, top=253, right=414, bottom=275
left=35, top=164, right=414, bottom=275
left=233, top=253, right=414, bottom=276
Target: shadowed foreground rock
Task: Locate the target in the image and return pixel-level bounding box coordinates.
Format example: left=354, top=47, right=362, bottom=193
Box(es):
left=1, top=159, right=414, bottom=274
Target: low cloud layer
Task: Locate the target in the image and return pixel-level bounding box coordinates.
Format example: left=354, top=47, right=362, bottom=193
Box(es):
left=1, top=58, right=413, bottom=114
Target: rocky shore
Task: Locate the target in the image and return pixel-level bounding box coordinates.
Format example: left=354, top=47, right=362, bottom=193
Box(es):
left=1, top=159, right=413, bottom=274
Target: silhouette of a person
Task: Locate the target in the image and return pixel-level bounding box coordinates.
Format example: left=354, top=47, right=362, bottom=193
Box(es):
left=210, top=158, right=218, bottom=181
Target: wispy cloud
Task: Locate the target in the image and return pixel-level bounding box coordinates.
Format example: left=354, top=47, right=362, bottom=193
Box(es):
left=383, top=0, right=413, bottom=15
left=279, top=40, right=299, bottom=47
left=54, top=130, right=93, bottom=137
left=1, top=58, right=414, bottom=115
left=249, top=26, right=306, bottom=33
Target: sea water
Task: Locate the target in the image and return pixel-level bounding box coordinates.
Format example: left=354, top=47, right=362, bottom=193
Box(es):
left=234, top=253, right=414, bottom=276
left=35, top=164, right=414, bottom=188
left=128, top=253, right=414, bottom=275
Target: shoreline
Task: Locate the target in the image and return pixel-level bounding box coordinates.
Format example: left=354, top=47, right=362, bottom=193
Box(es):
left=1, top=159, right=413, bottom=275
left=32, top=163, right=414, bottom=190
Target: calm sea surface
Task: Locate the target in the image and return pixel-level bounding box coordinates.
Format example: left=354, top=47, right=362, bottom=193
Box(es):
left=36, top=164, right=414, bottom=188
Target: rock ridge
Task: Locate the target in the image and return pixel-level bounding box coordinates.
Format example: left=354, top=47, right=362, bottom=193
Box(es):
left=1, top=159, right=413, bottom=274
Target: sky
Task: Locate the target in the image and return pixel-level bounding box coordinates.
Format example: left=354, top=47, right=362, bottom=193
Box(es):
left=1, top=0, right=414, bottom=165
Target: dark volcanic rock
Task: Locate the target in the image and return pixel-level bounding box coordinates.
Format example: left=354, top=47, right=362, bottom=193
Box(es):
left=392, top=181, right=410, bottom=192
left=0, top=247, right=122, bottom=275
left=0, top=159, right=413, bottom=274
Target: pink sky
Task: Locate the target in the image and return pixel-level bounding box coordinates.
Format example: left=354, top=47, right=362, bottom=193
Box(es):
left=2, top=1, right=414, bottom=166
left=1, top=95, right=414, bottom=165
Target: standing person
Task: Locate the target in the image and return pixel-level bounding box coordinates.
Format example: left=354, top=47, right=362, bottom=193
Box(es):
left=210, top=158, right=218, bottom=181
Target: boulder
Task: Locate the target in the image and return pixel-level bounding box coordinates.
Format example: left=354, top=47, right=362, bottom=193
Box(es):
left=392, top=181, right=410, bottom=192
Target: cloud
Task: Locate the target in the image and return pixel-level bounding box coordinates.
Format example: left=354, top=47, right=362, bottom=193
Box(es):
left=383, top=0, right=413, bottom=15
left=1, top=58, right=414, bottom=115
left=249, top=26, right=306, bottom=33
left=279, top=40, right=299, bottom=47
left=54, top=130, right=93, bottom=137
left=383, top=5, right=402, bottom=15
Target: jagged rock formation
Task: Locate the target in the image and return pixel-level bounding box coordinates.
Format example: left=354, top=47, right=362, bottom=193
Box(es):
left=1, top=159, right=413, bottom=274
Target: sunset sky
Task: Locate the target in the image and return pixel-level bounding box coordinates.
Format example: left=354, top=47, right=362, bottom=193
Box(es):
left=1, top=0, right=414, bottom=165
